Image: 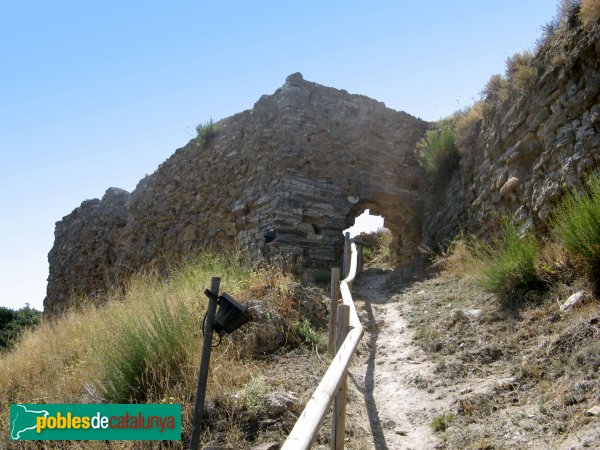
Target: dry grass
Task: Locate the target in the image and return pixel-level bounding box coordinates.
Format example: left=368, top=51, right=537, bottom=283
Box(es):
left=402, top=256, right=599, bottom=448
left=506, top=51, right=537, bottom=94
left=481, top=74, right=510, bottom=104
left=357, top=229, right=394, bottom=269
left=512, top=64, right=538, bottom=92
left=0, top=249, right=319, bottom=449
left=432, top=234, right=475, bottom=280
left=455, top=102, right=484, bottom=154
left=580, top=0, right=600, bottom=28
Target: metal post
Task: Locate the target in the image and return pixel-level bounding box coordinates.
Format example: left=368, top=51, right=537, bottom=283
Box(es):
left=189, top=277, right=221, bottom=450
left=327, top=268, right=341, bottom=356
left=342, top=232, right=350, bottom=278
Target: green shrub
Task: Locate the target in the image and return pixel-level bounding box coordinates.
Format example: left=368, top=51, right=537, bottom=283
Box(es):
left=506, top=51, right=537, bottom=94
left=430, top=413, right=454, bottom=432
left=295, top=319, right=326, bottom=351
left=552, top=173, right=600, bottom=286
left=243, top=375, right=269, bottom=417
left=0, top=305, right=41, bottom=350
left=195, top=118, right=218, bottom=148
left=416, top=124, right=459, bottom=174
left=471, top=219, right=541, bottom=296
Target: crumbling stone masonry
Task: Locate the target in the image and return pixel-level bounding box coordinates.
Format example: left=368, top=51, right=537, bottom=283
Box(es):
left=45, top=73, right=428, bottom=312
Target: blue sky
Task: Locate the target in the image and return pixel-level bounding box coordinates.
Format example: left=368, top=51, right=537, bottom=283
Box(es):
left=0, top=1, right=557, bottom=310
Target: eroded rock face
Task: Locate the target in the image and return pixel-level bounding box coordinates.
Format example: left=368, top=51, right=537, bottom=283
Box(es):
left=46, top=188, right=129, bottom=309
left=424, top=25, right=600, bottom=246
left=45, top=73, right=427, bottom=312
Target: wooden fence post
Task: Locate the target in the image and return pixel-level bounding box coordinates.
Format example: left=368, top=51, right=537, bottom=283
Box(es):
left=328, top=268, right=341, bottom=356
left=343, top=232, right=350, bottom=278
left=357, top=246, right=363, bottom=273
left=331, top=304, right=350, bottom=450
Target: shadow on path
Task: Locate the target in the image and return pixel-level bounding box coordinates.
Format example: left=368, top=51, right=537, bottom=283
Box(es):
left=350, top=273, right=389, bottom=450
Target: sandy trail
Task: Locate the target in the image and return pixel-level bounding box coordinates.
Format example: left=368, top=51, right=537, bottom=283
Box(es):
left=347, top=269, right=450, bottom=450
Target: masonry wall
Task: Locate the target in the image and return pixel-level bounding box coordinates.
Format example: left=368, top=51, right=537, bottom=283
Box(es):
left=45, top=73, right=427, bottom=312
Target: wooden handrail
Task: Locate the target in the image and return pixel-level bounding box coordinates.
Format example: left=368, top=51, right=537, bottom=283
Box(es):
left=281, top=242, right=364, bottom=449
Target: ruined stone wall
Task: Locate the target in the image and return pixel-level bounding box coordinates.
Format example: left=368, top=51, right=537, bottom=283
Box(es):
left=423, top=25, right=600, bottom=247
left=45, top=73, right=427, bottom=312
left=48, top=24, right=600, bottom=313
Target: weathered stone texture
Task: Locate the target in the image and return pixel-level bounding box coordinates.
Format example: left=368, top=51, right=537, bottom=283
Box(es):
left=424, top=25, right=600, bottom=246
left=46, top=188, right=129, bottom=310
left=45, top=73, right=427, bottom=312
left=47, top=25, right=600, bottom=313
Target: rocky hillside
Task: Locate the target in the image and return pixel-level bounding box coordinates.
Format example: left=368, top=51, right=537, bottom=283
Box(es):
left=424, top=21, right=600, bottom=246
left=45, top=74, right=427, bottom=312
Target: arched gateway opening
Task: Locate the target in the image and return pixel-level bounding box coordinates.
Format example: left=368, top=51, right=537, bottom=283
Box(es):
left=345, top=209, right=393, bottom=269
left=343, top=194, right=422, bottom=266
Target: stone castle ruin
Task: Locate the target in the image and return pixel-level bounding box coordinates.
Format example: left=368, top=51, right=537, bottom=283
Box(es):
left=45, top=73, right=428, bottom=312
left=45, top=24, right=600, bottom=312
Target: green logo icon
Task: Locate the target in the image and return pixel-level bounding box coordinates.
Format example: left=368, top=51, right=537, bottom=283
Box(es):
left=10, top=404, right=50, bottom=440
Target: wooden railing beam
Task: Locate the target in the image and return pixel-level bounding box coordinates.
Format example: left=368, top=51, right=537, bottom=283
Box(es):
left=282, top=243, right=363, bottom=450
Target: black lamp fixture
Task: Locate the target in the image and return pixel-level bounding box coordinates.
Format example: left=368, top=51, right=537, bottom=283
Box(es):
left=203, top=289, right=250, bottom=336
left=214, top=292, right=250, bottom=336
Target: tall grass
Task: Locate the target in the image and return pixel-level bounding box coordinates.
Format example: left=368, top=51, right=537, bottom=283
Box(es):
left=416, top=124, right=459, bottom=174
left=470, top=219, right=541, bottom=296
left=91, top=249, right=254, bottom=402
left=92, top=274, right=197, bottom=402
left=0, top=249, right=262, bottom=444
left=552, top=173, right=600, bottom=287
left=195, top=118, right=218, bottom=148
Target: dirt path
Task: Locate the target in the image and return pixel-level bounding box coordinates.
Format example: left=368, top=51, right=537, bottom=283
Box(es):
left=343, top=265, right=600, bottom=450
left=347, top=269, right=451, bottom=449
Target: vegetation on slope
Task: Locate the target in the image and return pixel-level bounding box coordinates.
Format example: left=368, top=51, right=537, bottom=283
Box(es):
left=195, top=119, right=218, bottom=148
left=419, top=0, right=600, bottom=167
left=0, top=249, right=330, bottom=448
left=409, top=172, right=600, bottom=447
left=469, top=219, right=541, bottom=297
left=0, top=304, right=41, bottom=350
left=416, top=121, right=458, bottom=175
left=356, top=228, right=394, bottom=269
left=452, top=172, right=600, bottom=302
left=552, top=172, right=600, bottom=292
left=405, top=261, right=599, bottom=448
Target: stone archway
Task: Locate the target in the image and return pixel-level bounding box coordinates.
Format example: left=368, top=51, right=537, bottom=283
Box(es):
left=344, top=191, right=423, bottom=264
left=44, top=73, right=428, bottom=311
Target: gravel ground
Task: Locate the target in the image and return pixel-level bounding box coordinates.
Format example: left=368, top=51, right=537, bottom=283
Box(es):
left=344, top=264, right=600, bottom=450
